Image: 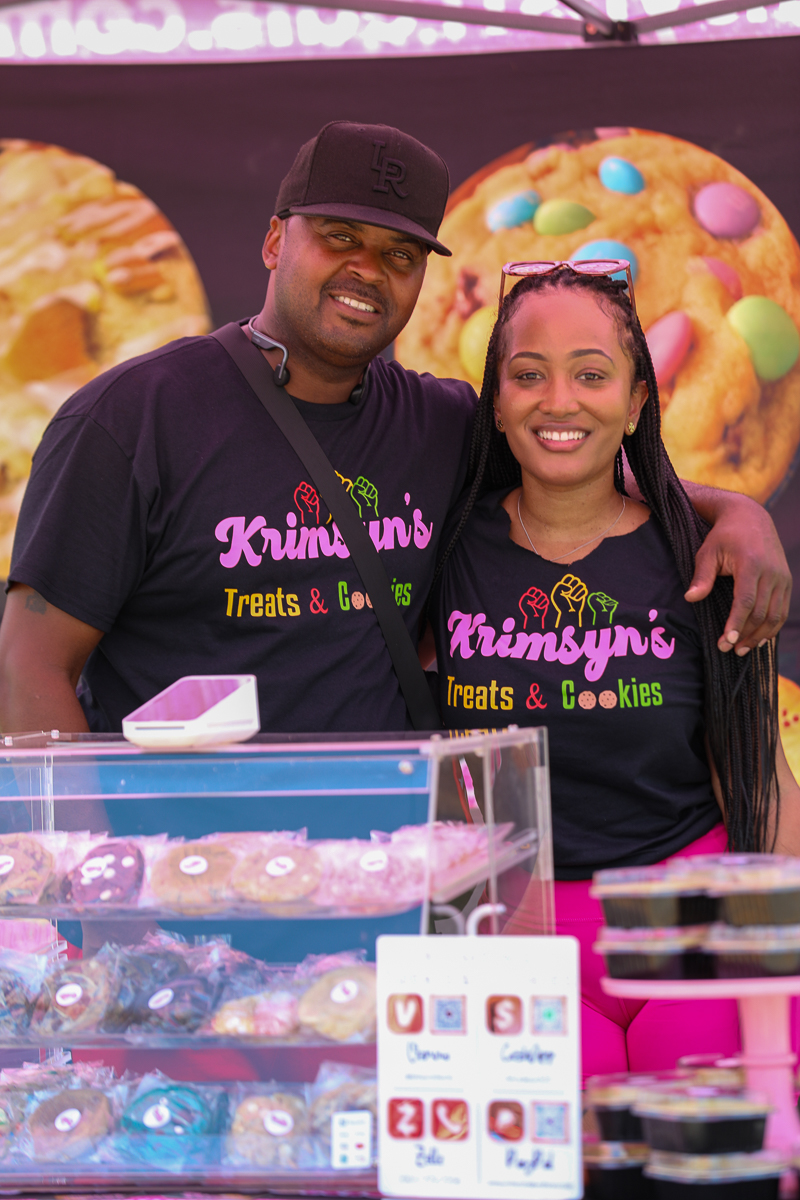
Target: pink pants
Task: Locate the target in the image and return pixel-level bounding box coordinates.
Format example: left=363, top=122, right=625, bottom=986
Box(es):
left=556, top=824, right=743, bottom=1083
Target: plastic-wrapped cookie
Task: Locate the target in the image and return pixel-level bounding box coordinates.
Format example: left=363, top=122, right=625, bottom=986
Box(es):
left=31, top=958, right=111, bottom=1036
left=0, top=833, right=54, bottom=906
left=149, top=841, right=236, bottom=913
left=396, top=128, right=800, bottom=503
left=0, top=1090, right=24, bottom=1160
left=132, top=975, right=218, bottom=1033
left=102, top=948, right=186, bottom=1033
left=231, top=841, right=321, bottom=908
left=120, top=1084, right=214, bottom=1166
left=313, top=841, right=423, bottom=912
left=63, top=840, right=144, bottom=907
left=297, top=965, right=376, bottom=1042
left=0, top=949, right=46, bottom=1037
left=209, top=989, right=300, bottom=1039
left=28, top=1087, right=113, bottom=1161
left=228, top=1092, right=309, bottom=1168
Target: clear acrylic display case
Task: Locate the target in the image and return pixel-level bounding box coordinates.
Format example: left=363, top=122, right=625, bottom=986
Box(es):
left=0, top=726, right=552, bottom=1192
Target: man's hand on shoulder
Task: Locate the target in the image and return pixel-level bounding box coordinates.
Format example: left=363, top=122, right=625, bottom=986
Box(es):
left=680, top=482, right=791, bottom=655
left=0, top=584, right=103, bottom=733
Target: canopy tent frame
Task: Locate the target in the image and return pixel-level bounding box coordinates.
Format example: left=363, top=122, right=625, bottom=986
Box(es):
left=0, top=0, right=773, bottom=42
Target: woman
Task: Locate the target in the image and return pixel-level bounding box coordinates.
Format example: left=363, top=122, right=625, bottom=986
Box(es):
left=429, top=261, right=800, bottom=1078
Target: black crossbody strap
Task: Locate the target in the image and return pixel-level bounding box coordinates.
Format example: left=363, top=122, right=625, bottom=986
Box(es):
left=211, top=322, right=442, bottom=732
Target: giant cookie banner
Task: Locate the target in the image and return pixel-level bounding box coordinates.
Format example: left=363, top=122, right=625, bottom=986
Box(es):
left=1, top=44, right=800, bottom=760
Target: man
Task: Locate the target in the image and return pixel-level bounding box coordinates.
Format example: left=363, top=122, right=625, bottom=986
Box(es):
left=0, top=121, right=790, bottom=735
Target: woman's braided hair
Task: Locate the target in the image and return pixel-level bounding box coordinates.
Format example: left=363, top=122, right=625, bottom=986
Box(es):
left=431, top=267, right=779, bottom=852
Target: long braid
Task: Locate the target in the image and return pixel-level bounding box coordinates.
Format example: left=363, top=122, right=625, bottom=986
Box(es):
left=432, top=268, right=779, bottom=852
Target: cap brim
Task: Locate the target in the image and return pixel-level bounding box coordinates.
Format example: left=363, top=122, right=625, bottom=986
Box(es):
left=282, top=202, right=452, bottom=256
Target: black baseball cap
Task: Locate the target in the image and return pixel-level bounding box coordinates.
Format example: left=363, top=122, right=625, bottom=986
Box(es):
left=275, top=121, right=452, bottom=256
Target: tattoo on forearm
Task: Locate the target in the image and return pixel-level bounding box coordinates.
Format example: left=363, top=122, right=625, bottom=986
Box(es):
left=24, top=591, right=47, bottom=615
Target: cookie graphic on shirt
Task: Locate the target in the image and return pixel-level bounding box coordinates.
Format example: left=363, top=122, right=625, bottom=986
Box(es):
left=396, top=128, right=800, bottom=503
left=0, top=139, right=210, bottom=577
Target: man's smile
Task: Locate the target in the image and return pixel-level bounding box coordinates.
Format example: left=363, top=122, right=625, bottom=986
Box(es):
left=332, top=294, right=377, bottom=314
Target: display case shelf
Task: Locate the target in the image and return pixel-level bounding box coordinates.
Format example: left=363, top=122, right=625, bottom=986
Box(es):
left=0, top=1033, right=378, bottom=1049
left=0, top=728, right=554, bottom=1194
left=0, top=1163, right=378, bottom=1193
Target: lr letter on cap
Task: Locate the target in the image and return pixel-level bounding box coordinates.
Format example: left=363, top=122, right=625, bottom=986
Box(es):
left=371, top=141, right=408, bottom=199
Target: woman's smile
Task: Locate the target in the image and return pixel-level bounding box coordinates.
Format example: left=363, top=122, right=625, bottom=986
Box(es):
left=534, top=426, right=589, bottom=447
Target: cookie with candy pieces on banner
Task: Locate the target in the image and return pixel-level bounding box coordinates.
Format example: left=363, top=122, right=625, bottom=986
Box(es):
left=396, top=128, right=800, bottom=503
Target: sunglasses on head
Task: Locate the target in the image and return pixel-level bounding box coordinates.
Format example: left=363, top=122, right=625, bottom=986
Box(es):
left=498, top=259, right=637, bottom=318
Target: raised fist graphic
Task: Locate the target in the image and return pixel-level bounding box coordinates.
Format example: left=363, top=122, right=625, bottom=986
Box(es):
left=294, top=481, right=320, bottom=525
left=550, top=574, right=589, bottom=628
left=350, top=475, right=379, bottom=519
left=518, top=586, right=549, bottom=631
left=587, top=590, right=619, bottom=626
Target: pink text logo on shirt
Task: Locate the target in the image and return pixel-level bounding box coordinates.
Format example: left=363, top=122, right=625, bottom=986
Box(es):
left=447, top=610, right=676, bottom=682
left=215, top=509, right=433, bottom=568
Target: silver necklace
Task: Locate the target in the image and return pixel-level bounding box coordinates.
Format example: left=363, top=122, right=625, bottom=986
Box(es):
left=516, top=493, right=626, bottom=562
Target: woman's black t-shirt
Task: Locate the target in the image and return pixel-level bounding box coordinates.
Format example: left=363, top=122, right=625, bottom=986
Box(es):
left=431, top=491, right=721, bottom=879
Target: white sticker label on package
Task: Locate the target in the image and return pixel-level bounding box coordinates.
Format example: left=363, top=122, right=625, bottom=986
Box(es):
left=179, top=855, right=209, bottom=876
left=332, top=1110, right=372, bottom=1169
left=263, top=1109, right=294, bottom=1136
left=360, top=849, right=388, bottom=873
left=55, top=983, right=83, bottom=1007
left=266, top=856, right=296, bottom=877
left=81, top=856, right=109, bottom=881
left=0, top=856, right=14, bottom=876
left=331, top=979, right=359, bottom=1005
left=143, top=1102, right=171, bottom=1129
left=54, top=1108, right=82, bottom=1133
left=148, top=987, right=175, bottom=1011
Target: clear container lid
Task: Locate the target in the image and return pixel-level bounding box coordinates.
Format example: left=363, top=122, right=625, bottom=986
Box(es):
left=584, top=1141, right=650, bottom=1167
left=683, top=854, right=800, bottom=895
left=633, top=1084, right=770, bottom=1121
left=646, top=1150, right=788, bottom=1182
left=586, top=1071, right=689, bottom=1108
left=591, top=864, right=699, bottom=898
left=594, top=925, right=708, bottom=954
left=595, top=854, right=800, bottom=897
left=705, top=922, right=800, bottom=952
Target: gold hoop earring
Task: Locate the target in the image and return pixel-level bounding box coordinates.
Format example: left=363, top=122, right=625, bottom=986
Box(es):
left=627, top=421, right=636, bottom=435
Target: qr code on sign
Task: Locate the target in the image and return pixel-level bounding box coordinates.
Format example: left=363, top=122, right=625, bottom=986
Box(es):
left=431, top=995, right=466, bottom=1034
left=531, top=1102, right=569, bottom=1143
left=531, top=996, right=567, bottom=1035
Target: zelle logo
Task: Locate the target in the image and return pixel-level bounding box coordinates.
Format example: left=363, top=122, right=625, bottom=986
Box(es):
left=372, top=141, right=408, bottom=197
left=387, top=993, right=424, bottom=1034
left=387, top=1098, right=424, bottom=1139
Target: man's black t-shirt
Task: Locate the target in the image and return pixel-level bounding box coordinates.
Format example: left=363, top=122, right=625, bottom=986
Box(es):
left=431, top=491, right=721, bottom=878
left=10, top=336, right=475, bottom=733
